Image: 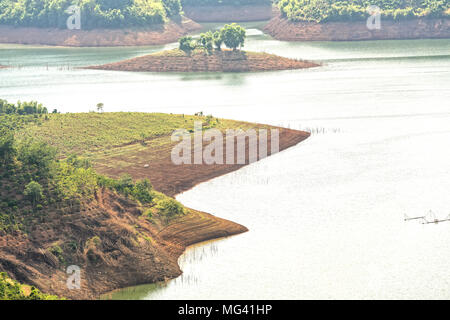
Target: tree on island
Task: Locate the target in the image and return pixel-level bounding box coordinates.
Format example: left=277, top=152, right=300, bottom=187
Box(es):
left=179, top=36, right=197, bottom=54
left=220, top=23, right=246, bottom=51
left=179, top=24, right=246, bottom=54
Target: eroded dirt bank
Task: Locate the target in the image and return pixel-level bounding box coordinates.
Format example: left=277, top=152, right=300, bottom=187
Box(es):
left=0, top=18, right=200, bottom=47
left=0, top=127, right=309, bottom=299
left=265, top=14, right=450, bottom=41
left=87, top=49, right=319, bottom=73
left=183, top=5, right=273, bottom=22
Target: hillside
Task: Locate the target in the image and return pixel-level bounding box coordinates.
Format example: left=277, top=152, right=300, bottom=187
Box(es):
left=0, top=18, right=201, bottom=47
left=86, top=48, right=320, bottom=72
left=265, top=13, right=450, bottom=41
left=265, top=1, right=450, bottom=41
left=1, top=108, right=310, bottom=299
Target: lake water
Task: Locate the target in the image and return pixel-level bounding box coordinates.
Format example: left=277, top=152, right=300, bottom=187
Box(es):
left=1, top=23, right=450, bottom=299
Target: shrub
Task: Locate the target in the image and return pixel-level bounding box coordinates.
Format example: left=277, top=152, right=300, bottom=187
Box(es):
left=156, top=198, right=185, bottom=218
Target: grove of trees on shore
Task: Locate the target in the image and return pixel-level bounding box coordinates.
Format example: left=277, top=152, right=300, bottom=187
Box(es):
left=0, top=0, right=182, bottom=29
left=278, top=0, right=450, bottom=23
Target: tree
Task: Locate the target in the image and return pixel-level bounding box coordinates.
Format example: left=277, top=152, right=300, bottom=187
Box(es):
left=198, top=31, right=214, bottom=54
left=179, top=36, right=196, bottom=54
left=17, top=139, right=57, bottom=176
left=96, top=103, right=104, bottom=113
left=220, top=23, right=246, bottom=51
left=162, top=0, right=182, bottom=17
left=132, top=179, right=153, bottom=204
left=0, top=128, right=15, bottom=165
left=24, top=181, right=43, bottom=208
left=213, top=30, right=224, bottom=51
left=156, top=198, right=185, bottom=219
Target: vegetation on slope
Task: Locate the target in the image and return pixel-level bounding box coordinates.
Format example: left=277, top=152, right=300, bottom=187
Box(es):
left=0, top=273, right=60, bottom=300
left=1, top=102, right=190, bottom=238
left=278, top=0, right=450, bottom=23
left=0, top=101, right=262, bottom=299
left=0, top=0, right=182, bottom=29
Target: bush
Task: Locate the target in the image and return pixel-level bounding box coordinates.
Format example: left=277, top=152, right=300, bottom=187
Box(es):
left=24, top=181, right=43, bottom=208
left=131, top=179, right=154, bottom=204
left=179, top=36, right=196, bottom=54
left=156, top=198, right=185, bottom=218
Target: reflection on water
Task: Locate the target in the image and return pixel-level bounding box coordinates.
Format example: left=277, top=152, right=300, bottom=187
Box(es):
left=104, top=241, right=220, bottom=300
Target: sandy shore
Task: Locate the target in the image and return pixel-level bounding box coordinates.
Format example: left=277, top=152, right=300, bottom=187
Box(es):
left=265, top=14, right=450, bottom=41
left=0, top=18, right=200, bottom=47
left=86, top=49, right=320, bottom=73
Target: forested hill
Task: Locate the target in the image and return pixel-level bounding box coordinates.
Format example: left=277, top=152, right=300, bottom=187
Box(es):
left=0, top=0, right=183, bottom=29
left=278, top=0, right=450, bottom=23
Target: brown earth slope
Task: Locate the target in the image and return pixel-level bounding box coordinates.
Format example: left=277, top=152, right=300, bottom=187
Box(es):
left=87, top=49, right=320, bottom=73
left=0, top=120, right=309, bottom=299
left=0, top=188, right=247, bottom=299
left=0, top=18, right=200, bottom=47
left=265, top=13, right=450, bottom=41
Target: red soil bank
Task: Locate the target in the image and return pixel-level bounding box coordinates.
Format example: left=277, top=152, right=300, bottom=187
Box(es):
left=265, top=13, right=450, bottom=41
left=0, top=18, right=201, bottom=47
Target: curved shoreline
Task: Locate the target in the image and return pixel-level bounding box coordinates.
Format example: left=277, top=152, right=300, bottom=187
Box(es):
left=100, top=126, right=310, bottom=300
left=86, top=49, right=320, bottom=73
left=0, top=116, right=309, bottom=300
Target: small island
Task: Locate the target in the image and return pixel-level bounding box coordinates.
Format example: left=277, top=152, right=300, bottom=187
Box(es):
left=87, top=24, right=320, bottom=72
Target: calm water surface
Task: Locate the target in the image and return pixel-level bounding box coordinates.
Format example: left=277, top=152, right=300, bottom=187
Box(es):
left=1, top=23, right=450, bottom=299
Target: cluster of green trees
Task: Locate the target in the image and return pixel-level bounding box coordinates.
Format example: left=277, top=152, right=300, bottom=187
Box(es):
left=179, top=23, right=246, bottom=54
left=181, top=0, right=271, bottom=6
left=0, top=0, right=182, bottom=29
left=0, top=272, right=59, bottom=300
left=0, top=99, right=53, bottom=115
left=278, top=0, right=450, bottom=23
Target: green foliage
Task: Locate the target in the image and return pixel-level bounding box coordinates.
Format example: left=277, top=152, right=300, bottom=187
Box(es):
left=162, top=0, right=182, bottom=17
left=179, top=36, right=197, bottom=54
left=16, top=138, right=57, bottom=176
left=278, top=0, right=450, bottom=23
left=24, top=181, right=43, bottom=207
left=220, top=23, right=246, bottom=50
left=213, top=30, right=223, bottom=50
left=0, top=99, right=48, bottom=115
left=55, top=161, right=99, bottom=200
left=131, top=179, right=154, bottom=204
left=198, top=31, right=214, bottom=54
left=0, top=127, right=15, bottom=165
left=0, top=0, right=175, bottom=29
left=0, top=272, right=60, bottom=300
left=49, top=245, right=65, bottom=264
left=156, top=198, right=185, bottom=218
left=180, top=24, right=246, bottom=53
